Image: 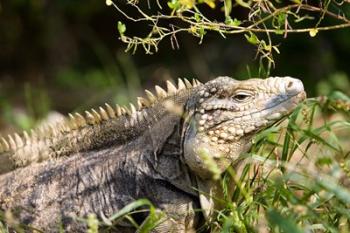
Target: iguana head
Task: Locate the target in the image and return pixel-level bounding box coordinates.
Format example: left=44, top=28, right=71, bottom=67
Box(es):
left=184, top=76, right=306, bottom=179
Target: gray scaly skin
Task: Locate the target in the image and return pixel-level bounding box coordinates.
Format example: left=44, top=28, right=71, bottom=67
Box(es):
left=0, top=76, right=306, bottom=232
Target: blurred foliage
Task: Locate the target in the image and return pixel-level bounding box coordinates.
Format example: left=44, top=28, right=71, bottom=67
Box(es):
left=0, top=1, right=349, bottom=132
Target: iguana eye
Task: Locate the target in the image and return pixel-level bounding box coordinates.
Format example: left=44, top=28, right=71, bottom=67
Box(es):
left=232, top=92, right=251, bottom=102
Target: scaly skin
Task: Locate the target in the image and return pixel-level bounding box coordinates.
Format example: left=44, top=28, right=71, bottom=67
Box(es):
left=0, top=76, right=306, bottom=232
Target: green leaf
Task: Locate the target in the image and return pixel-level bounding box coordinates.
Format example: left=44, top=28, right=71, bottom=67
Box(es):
left=272, top=46, right=280, bottom=54
left=316, top=156, right=333, bottom=166
left=235, top=0, right=251, bottom=8
left=302, top=129, right=340, bottom=152
left=226, top=17, right=241, bottom=26
left=281, top=125, right=291, bottom=162
left=277, top=12, right=286, bottom=27
left=232, top=18, right=241, bottom=26
left=194, top=13, right=201, bottom=22
left=317, top=178, right=350, bottom=205
left=329, top=91, right=350, bottom=102
left=253, top=126, right=280, bottom=144
left=198, top=27, right=206, bottom=36
left=224, top=0, right=232, bottom=16
left=167, top=0, right=180, bottom=9
left=274, top=29, right=284, bottom=35
left=267, top=209, right=303, bottom=233
left=117, top=21, right=126, bottom=36
left=106, top=199, right=154, bottom=222
left=87, top=214, right=99, bottom=233
left=198, top=148, right=221, bottom=180
left=244, top=32, right=259, bottom=45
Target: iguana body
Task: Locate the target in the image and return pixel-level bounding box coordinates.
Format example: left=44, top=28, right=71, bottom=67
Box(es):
left=0, top=76, right=306, bottom=232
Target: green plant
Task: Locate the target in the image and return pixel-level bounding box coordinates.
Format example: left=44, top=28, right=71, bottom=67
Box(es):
left=209, top=92, right=350, bottom=232
left=107, top=0, right=350, bottom=76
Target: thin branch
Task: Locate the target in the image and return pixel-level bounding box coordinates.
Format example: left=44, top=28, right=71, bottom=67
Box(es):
left=108, top=0, right=350, bottom=56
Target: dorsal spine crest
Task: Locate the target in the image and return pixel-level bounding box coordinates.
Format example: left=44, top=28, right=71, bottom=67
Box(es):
left=0, top=78, right=202, bottom=156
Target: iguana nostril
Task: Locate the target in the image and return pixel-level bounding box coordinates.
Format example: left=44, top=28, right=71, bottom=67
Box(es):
left=284, top=78, right=304, bottom=95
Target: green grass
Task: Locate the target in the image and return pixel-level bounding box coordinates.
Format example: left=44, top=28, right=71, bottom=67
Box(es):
left=206, top=94, right=350, bottom=233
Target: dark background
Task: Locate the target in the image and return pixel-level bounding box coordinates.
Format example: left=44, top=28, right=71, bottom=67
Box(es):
left=0, top=0, right=349, bottom=132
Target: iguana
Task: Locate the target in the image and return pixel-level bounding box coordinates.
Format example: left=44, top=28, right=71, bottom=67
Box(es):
left=0, top=76, right=306, bottom=232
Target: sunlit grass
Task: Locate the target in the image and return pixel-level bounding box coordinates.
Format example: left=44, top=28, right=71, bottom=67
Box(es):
left=207, top=94, right=350, bottom=232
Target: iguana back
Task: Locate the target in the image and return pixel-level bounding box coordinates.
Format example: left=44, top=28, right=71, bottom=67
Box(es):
left=0, top=78, right=199, bottom=172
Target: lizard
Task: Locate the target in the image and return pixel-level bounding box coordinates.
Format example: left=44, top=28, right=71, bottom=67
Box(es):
left=0, top=76, right=306, bottom=232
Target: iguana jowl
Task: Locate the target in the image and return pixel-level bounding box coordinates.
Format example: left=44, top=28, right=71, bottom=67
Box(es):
left=0, top=76, right=306, bottom=232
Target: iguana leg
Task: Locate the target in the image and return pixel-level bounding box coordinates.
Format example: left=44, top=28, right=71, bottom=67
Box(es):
left=147, top=214, right=196, bottom=233
left=140, top=202, right=198, bottom=233
left=149, top=217, right=194, bottom=233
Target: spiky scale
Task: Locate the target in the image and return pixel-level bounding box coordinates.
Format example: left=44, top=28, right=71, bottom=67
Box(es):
left=115, top=105, right=122, bottom=116
left=196, top=79, right=203, bottom=86
left=30, top=129, right=38, bottom=142
left=14, top=133, right=24, bottom=148
left=184, top=78, right=192, bottom=88
left=8, top=135, right=16, bottom=150
left=105, top=103, right=116, bottom=118
left=0, top=140, right=3, bottom=153
left=75, top=113, right=87, bottom=127
left=68, top=113, right=75, bottom=120
left=0, top=137, right=9, bottom=152
left=91, top=109, right=101, bottom=123
left=58, top=123, right=69, bottom=133
left=155, top=85, right=167, bottom=98
left=121, top=107, right=128, bottom=115
left=137, top=98, right=143, bottom=109
left=177, top=78, right=186, bottom=90
left=85, top=111, right=96, bottom=125
left=124, top=106, right=132, bottom=116
left=145, top=90, right=156, bottom=103
left=99, top=107, right=109, bottom=121
left=23, top=131, right=30, bottom=145
left=137, top=97, right=149, bottom=109
left=129, top=103, right=137, bottom=114
left=49, top=125, right=57, bottom=137
left=166, top=80, right=177, bottom=95
left=68, top=113, right=78, bottom=130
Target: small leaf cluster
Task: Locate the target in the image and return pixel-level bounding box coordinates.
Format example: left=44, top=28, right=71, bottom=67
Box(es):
left=107, top=0, right=350, bottom=73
